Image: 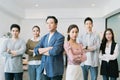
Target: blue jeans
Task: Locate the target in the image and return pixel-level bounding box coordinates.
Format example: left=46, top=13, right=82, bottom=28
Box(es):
left=28, top=65, right=41, bottom=80
left=103, top=75, right=117, bottom=80
left=81, top=65, right=98, bottom=80
left=5, top=72, right=23, bottom=80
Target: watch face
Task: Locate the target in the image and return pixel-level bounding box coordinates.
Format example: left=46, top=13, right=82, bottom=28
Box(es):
left=86, top=46, right=88, bottom=49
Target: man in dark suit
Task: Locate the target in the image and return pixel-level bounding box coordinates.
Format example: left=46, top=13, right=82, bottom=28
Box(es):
left=34, top=16, right=65, bottom=80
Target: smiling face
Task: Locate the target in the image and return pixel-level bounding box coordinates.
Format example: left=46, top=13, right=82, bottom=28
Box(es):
left=69, top=27, right=79, bottom=41
left=46, top=18, right=57, bottom=32
left=32, top=27, right=40, bottom=37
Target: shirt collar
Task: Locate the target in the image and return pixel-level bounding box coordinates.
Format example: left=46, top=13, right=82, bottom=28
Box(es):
left=31, top=36, right=40, bottom=41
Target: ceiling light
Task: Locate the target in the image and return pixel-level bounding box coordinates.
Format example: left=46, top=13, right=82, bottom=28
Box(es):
left=91, top=3, right=95, bottom=7
left=35, top=4, right=39, bottom=7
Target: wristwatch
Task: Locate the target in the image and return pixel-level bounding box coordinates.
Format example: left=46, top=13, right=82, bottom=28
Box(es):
left=85, top=46, right=88, bottom=49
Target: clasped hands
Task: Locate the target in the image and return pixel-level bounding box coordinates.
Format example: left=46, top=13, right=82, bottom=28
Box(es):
left=7, top=48, right=17, bottom=57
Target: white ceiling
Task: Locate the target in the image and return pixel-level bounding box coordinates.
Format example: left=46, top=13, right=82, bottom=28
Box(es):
left=0, top=0, right=119, bottom=19
left=13, top=0, right=109, bottom=9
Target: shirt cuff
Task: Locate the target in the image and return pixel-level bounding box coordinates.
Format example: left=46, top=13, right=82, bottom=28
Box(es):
left=33, top=52, right=36, bottom=57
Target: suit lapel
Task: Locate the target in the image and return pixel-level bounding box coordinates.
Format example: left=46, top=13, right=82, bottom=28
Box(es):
left=45, top=34, right=49, bottom=47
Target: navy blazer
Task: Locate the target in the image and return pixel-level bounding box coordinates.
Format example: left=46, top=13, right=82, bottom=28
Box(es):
left=34, top=31, right=65, bottom=77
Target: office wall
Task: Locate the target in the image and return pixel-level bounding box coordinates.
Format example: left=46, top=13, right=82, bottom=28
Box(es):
left=0, top=8, right=105, bottom=42
left=21, top=18, right=105, bottom=41
left=0, top=9, right=21, bottom=80
left=0, top=10, right=20, bottom=37
left=25, top=8, right=104, bottom=19
left=103, top=0, right=120, bottom=17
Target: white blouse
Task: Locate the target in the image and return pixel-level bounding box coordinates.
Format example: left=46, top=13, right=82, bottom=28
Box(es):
left=99, top=42, right=119, bottom=62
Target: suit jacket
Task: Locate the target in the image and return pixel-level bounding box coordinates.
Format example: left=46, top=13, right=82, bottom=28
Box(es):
left=34, top=31, right=65, bottom=77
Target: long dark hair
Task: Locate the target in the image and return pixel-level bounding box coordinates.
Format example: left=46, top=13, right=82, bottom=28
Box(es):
left=67, top=24, right=79, bottom=41
left=100, top=28, right=115, bottom=50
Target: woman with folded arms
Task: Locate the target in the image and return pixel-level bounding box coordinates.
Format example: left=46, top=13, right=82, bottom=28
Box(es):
left=26, top=25, right=42, bottom=80
left=64, top=24, right=87, bottom=80
left=99, top=28, right=119, bottom=80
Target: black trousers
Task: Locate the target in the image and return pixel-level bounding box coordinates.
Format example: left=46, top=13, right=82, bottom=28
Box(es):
left=5, top=72, right=23, bottom=80
left=40, top=74, right=62, bottom=80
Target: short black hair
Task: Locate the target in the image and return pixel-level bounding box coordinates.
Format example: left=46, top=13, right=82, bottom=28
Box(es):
left=46, top=16, right=58, bottom=24
left=10, top=24, right=20, bottom=32
left=84, top=17, right=93, bottom=24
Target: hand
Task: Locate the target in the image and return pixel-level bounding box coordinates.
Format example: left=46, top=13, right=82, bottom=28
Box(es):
left=78, top=55, right=81, bottom=58
left=11, top=50, right=17, bottom=56
left=82, top=46, right=86, bottom=50
left=74, top=55, right=81, bottom=62
left=102, top=55, right=109, bottom=62
left=29, top=49, right=33, bottom=52
left=49, top=47, right=53, bottom=50
left=43, top=52, right=49, bottom=56
left=7, top=48, right=11, bottom=53
left=38, top=48, right=42, bottom=54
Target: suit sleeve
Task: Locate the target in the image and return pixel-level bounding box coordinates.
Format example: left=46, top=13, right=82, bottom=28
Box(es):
left=49, top=35, right=65, bottom=56
left=34, top=36, right=44, bottom=55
